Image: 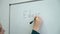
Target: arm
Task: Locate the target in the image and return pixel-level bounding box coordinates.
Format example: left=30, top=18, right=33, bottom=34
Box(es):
left=31, top=16, right=42, bottom=34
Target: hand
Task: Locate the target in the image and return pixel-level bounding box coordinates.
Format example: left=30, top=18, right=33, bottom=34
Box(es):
left=33, top=16, right=42, bottom=31
left=0, top=23, right=5, bottom=34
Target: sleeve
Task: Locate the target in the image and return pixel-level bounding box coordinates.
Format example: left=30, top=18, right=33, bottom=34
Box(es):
left=31, top=30, right=40, bottom=34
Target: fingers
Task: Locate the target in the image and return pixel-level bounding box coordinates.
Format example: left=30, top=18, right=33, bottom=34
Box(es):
left=34, top=16, right=41, bottom=23
left=34, top=16, right=43, bottom=23
left=34, top=16, right=40, bottom=20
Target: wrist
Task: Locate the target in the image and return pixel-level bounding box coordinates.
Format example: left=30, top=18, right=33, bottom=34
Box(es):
left=33, top=26, right=39, bottom=31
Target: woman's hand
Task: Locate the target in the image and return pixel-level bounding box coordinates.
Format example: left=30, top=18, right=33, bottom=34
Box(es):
left=33, top=16, right=42, bottom=31
left=0, top=23, right=5, bottom=34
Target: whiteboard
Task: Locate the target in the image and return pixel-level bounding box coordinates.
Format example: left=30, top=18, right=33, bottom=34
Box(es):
left=10, top=1, right=60, bottom=34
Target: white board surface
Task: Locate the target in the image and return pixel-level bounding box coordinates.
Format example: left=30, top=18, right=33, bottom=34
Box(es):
left=10, top=1, right=60, bottom=34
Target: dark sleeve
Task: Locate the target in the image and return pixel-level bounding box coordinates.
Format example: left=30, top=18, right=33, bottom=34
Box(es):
left=31, top=30, right=40, bottom=34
